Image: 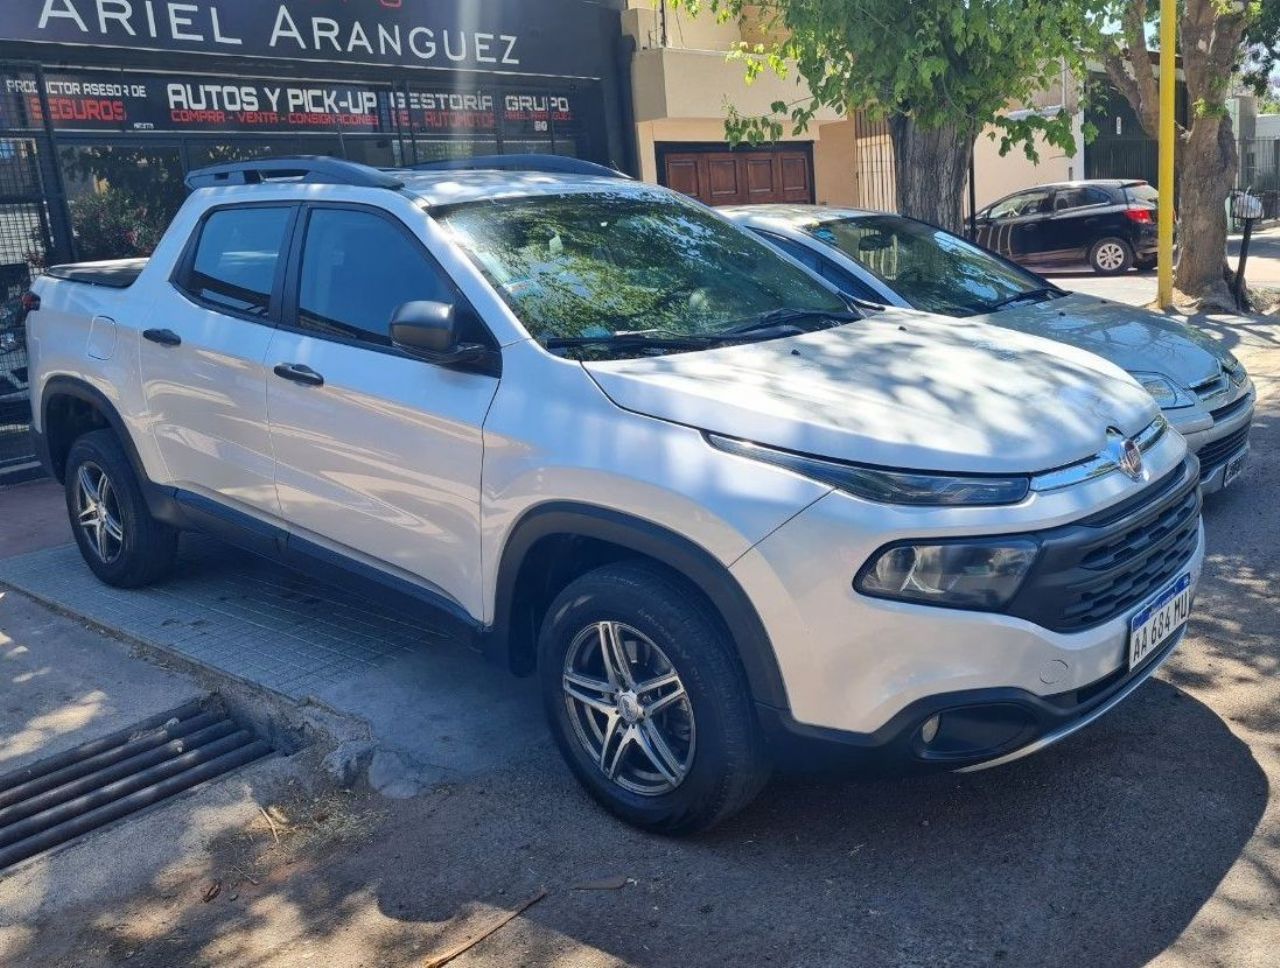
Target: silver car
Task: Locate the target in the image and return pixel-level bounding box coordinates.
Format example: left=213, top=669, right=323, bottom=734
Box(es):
left=725, top=205, right=1255, bottom=493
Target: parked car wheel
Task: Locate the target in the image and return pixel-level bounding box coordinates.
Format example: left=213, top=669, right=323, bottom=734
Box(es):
left=1089, top=237, right=1134, bottom=275
left=538, top=561, right=770, bottom=834
left=65, top=429, right=178, bottom=588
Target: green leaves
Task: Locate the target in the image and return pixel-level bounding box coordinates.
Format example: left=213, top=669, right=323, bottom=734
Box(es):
left=671, top=0, right=1099, bottom=156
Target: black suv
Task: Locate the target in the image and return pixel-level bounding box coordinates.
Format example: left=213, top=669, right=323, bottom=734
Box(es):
left=973, top=179, right=1160, bottom=275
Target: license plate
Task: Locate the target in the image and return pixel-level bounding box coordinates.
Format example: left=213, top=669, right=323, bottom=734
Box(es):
left=1128, top=573, right=1192, bottom=671
left=1223, top=447, right=1248, bottom=488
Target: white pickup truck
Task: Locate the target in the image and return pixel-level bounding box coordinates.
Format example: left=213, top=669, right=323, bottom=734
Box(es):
left=26, top=158, right=1204, bottom=832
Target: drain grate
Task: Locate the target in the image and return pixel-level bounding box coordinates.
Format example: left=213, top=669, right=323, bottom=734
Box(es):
left=0, top=698, right=271, bottom=871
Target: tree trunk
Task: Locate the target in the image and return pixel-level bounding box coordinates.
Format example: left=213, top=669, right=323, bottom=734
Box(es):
left=888, top=115, right=974, bottom=235
left=1174, top=116, right=1238, bottom=308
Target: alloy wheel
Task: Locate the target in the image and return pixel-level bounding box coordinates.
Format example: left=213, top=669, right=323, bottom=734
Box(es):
left=1094, top=242, right=1127, bottom=272
left=562, top=621, right=696, bottom=796
left=74, top=461, right=125, bottom=564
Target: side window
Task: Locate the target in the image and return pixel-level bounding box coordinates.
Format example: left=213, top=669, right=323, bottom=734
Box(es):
left=987, top=194, right=1026, bottom=220
left=758, top=231, right=821, bottom=271
left=758, top=230, right=882, bottom=301
left=182, top=207, right=292, bottom=317
left=819, top=261, right=883, bottom=302
left=991, top=190, right=1052, bottom=219
left=296, top=208, right=461, bottom=347
left=1054, top=188, right=1108, bottom=212
left=1053, top=189, right=1081, bottom=212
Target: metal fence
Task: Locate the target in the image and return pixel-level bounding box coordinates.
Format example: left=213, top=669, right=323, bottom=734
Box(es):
left=1085, top=135, right=1280, bottom=225
left=0, top=137, right=53, bottom=481
left=853, top=114, right=896, bottom=212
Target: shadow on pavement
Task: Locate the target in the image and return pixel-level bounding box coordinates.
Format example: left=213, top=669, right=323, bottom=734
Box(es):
left=3, top=656, right=1264, bottom=968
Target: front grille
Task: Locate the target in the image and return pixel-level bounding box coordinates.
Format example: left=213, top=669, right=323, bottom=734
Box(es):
left=1007, top=459, right=1201, bottom=633
left=1198, top=423, right=1251, bottom=472
left=1191, top=371, right=1231, bottom=405
left=1210, top=393, right=1251, bottom=423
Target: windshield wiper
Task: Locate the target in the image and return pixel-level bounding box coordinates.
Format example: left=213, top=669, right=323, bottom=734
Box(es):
left=985, top=287, right=1062, bottom=312
left=543, top=333, right=725, bottom=350
left=722, top=307, right=861, bottom=337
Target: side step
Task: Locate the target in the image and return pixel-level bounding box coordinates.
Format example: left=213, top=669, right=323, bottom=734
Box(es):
left=0, top=698, right=271, bottom=871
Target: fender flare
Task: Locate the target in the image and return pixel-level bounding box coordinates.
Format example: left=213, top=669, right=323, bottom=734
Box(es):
left=38, top=376, right=180, bottom=524
left=489, top=502, right=790, bottom=710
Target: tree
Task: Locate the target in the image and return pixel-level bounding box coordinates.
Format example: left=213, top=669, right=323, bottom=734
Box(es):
left=671, top=0, right=1097, bottom=234
left=1097, top=0, right=1264, bottom=307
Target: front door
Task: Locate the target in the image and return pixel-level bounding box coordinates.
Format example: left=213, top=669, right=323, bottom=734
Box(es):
left=265, top=203, right=498, bottom=619
left=976, top=188, right=1053, bottom=264
left=140, top=203, right=296, bottom=515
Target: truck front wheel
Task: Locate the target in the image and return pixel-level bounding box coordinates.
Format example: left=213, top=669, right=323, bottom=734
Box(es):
left=538, top=561, right=770, bottom=834
left=64, top=429, right=177, bottom=588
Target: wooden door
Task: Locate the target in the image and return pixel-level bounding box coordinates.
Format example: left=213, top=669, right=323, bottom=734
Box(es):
left=660, top=146, right=813, bottom=207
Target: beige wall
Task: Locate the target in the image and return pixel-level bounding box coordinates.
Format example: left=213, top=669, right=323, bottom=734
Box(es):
left=624, top=2, right=849, bottom=203
left=622, top=2, right=1079, bottom=210
left=971, top=114, right=1083, bottom=210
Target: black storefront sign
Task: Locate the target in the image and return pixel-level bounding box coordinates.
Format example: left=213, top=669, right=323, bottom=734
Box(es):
left=4, top=71, right=392, bottom=133
left=0, top=70, right=585, bottom=141
left=5, top=0, right=609, bottom=79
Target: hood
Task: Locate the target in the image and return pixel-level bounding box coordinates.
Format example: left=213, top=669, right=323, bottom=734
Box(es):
left=583, top=309, right=1159, bottom=476
left=972, top=291, right=1230, bottom=389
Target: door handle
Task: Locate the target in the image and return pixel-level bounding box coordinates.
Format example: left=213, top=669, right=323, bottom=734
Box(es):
left=273, top=363, right=325, bottom=387
left=143, top=328, right=181, bottom=347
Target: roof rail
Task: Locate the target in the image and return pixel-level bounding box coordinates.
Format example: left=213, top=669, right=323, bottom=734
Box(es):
left=410, top=154, right=630, bottom=180
left=185, top=156, right=405, bottom=191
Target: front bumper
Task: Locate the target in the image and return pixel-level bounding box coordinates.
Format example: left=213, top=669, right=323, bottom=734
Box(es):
left=758, top=622, right=1189, bottom=774
left=733, top=440, right=1205, bottom=772
left=1169, top=388, right=1255, bottom=494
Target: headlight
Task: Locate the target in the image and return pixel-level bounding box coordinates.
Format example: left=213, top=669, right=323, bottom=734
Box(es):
left=1129, top=371, right=1194, bottom=409
left=856, top=539, right=1039, bottom=609
left=707, top=434, right=1030, bottom=507
left=1223, top=355, right=1249, bottom=387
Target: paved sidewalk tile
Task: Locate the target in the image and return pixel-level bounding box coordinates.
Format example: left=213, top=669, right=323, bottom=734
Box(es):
left=0, top=535, right=453, bottom=700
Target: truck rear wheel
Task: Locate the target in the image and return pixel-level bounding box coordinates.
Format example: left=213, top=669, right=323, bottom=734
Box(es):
left=538, top=561, right=770, bottom=834
left=65, top=429, right=177, bottom=588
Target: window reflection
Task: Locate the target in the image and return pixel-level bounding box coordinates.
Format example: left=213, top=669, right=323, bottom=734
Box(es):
left=440, top=191, right=847, bottom=342
left=804, top=215, right=1044, bottom=316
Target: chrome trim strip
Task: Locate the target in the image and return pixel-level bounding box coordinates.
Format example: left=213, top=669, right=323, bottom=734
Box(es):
left=955, top=624, right=1185, bottom=774
left=1031, top=416, right=1168, bottom=492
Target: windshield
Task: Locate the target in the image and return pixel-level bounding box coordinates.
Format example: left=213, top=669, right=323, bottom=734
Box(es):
left=799, top=214, right=1056, bottom=316
left=437, top=190, right=849, bottom=355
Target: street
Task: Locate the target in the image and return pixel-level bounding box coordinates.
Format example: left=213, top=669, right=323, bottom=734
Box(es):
left=0, top=274, right=1277, bottom=967
left=1051, top=226, right=1280, bottom=305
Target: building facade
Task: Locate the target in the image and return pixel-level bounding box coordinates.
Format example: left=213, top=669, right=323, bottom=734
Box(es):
left=0, top=0, right=634, bottom=480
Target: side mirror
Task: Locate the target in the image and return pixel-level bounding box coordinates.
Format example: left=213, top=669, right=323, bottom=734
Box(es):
left=390, top=300, right=489, bottom=367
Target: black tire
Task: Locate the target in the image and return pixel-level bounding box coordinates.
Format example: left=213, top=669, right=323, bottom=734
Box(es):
left=538, top=561, right=770, bottom=834
left=1089, top=237, right=1134, bottom=275
left=64, top=429, right=177, bottom=588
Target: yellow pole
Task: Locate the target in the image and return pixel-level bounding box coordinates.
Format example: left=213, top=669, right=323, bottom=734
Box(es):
left=1157, top=0, right=1176, bottom=308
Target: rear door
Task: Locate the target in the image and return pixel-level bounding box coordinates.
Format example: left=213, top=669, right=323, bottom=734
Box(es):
left=1045, top=187, right=1111, bottom=265
left=140, top=203, right=297, bottom=515
left=264, top=202, right=499, bottom=619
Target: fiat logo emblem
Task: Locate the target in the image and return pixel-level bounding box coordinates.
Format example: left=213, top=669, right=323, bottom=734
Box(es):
left=1119, top=438, right=1144, bottom=480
